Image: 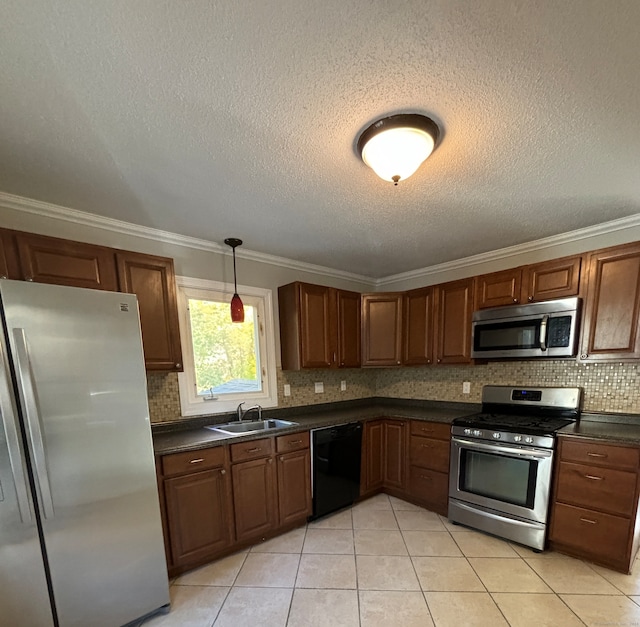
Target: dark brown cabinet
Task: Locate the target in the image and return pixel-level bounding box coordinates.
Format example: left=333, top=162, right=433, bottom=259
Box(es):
left=361, top=419, right=385, bottom=495
left=475, top=255, right=582, bottom=309
left=383, top=419, right=407, bottom=493
left=0, top=229, right=20, bottom=279
left=276, top=432, right=312, bottom=526
left=278, top=282, right=361, bottom=369
left=549, top=437, right=640, bottom=573
left=361, top=293, right=403, bottom=366
left=580, top=242, right=640, bottom=361
left=403, top=287, right=435, bottom=365
left=407, top=421, right=451, bottom=516
left=434, top=278, right=474, bottom=364
left=159, top=446, right=234, bottom=572
left=15, top=231, right=118, bottom=290
left=116, top=251, right=183, bottom=371
left=361, top=419, right=407, bottom=496
left=230, top=438, right=278, bottom=543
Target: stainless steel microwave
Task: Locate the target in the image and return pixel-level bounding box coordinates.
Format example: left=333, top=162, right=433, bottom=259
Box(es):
left=471, top=297, right=581, bottom=359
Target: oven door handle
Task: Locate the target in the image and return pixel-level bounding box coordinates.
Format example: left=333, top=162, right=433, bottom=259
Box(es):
left=452, top=437, right=553, bottom=460
left=452, top=500, right=546, bottom=529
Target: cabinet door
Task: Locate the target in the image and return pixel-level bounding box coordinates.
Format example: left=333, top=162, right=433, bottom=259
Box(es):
left=384, top=420, right=406, bottom=491
left=580, top=243, right=640, bottom=361
left=164, top=468, right=233, bottom=567
left=277, top=449, right=312, bottom=526
left=232, top=457, right=277, bottom=543
left=403, top=287, right=434, bottom=365
left=475, top=269, right=522, bottom=308
left=523, top=255, right=582, bottom=303
left=299, top=283, right=335, bottom=368
left=361, top=293, right=403, bottom=366
left=116, top=251, right=183, bottom=371
left=0, top=229, right=20, bottom=279
left=15, top=232, right=118, bottom=290
left=435, top=278, right=474, bottom=364
left=362, top=420, right=384, bottom=494
left=336, top=289, right=361, bottom=368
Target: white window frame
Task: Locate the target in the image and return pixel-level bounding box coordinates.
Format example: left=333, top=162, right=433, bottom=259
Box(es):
left=176, top=275, right=278, bottom=417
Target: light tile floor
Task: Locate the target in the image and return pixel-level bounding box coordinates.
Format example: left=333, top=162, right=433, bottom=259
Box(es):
left=145, top=493, right=640, bottom=626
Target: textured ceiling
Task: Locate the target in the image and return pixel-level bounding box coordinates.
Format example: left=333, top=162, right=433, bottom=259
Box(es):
left=1, top=1, right=640, bottom=278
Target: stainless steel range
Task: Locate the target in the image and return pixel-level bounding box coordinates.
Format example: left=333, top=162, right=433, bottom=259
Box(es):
left=448, top=385, right=581, bottom=551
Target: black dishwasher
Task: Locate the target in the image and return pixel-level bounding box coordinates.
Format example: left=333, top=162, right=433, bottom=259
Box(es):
left=310, top=422, right=362, bottom=520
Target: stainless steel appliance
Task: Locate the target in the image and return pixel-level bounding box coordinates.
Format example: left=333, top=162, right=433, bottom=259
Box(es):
left=310, top=422, right=362, bottom=520
left=448, top=386, right=581, bottom=550
left=0, top=280, right=170, bottom=627
left=471, top=297, right=581, bottom=359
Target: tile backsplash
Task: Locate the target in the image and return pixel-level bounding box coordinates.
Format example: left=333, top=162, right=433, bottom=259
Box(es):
left=146, top=360, right=640, bottom=423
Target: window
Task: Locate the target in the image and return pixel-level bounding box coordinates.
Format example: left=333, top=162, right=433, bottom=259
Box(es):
left=176, top=276, right=278, bottom=416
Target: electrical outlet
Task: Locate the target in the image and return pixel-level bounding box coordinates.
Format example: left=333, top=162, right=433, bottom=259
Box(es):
left=314, top=382, right=324, bottom=394
left=283, top=384, right=291, bottom=397
left=462, top=381, right=471, bottom=394
left=340, top=380, right=347, bottom=391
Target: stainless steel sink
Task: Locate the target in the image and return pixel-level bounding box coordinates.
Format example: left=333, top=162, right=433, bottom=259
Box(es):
left=205, top=419, right=298, bottom=435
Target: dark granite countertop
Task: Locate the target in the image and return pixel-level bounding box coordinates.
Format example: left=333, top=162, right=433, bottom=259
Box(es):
left=152, top=397, right=479, bottom=455
left=559, top=411, right=640, bottom=446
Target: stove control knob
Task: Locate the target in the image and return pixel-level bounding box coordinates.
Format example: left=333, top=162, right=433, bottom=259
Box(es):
left=525, top=436, right=534, bottom=444
left=492, top=432, right=501, bottom=439
left=464, top=428, right=472, bottom=435
left=473, top=430, right=481, bottom=437
left=513, top=435, right=522, bottom=442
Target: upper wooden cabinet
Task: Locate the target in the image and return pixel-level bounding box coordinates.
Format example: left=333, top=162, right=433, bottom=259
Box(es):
left=403, top=287, right=435, bottom=365
left=476, top=255, right=582, bottom=309
left=361, top=293, right=403, bottom=366
left=116, top=251, right=183, bottom=371
left=0, top=229, right=20, bottom=279
left=278, top=282, right=361, bottom=370
left=434, top=278, right=475, bottom=364
left=580, top=242, right=640, bottom=361
left=15, top=231, right=119, bottom=290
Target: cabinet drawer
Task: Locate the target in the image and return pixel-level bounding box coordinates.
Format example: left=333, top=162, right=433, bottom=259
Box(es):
left=560, top=439, right=639, bottom=471
left=276, top=431, right=310, bottom=453
left=408, top=466, right=449, bottom=510
left=410, top=421, right=451, bottom=440
left=162, top=446, right=226, bottom=477
left=410, top=436, right=450, bottom=473
left=550, top=502, right=630, bottom=564
left=230, top=438, right=274, bottom=462
left=556, top=461, right=637, bottom=517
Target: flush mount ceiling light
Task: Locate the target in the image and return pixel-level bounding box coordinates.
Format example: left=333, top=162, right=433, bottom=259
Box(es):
left=224, top=237, right=244, bottom=323
left=357, top=114, right=440, bottom=185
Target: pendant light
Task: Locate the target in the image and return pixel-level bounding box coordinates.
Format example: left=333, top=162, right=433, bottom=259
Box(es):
left=224, top=238, right=244, bottom=323
left=357, top=114, right=440, bottom=185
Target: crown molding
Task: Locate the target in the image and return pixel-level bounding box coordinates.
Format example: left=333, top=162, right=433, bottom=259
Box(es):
left=0, top=191, right=375, bottom=286
left=3, top=191, right=640, bottom=290
left=375, top=213, right=640, bottom=287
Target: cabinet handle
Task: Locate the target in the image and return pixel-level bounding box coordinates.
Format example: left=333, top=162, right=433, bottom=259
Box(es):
left=247, top=447, right=261, bottom=453
left=584, top=474, right=604, bottom=481
left=581, top=354, right=588, bottom=359
left=396, top=360, right=401, bottom=365
left=587, top=452, right=607, bottom=458
left=288, top=440, right=303, bottom=445
left=421, top=444, right=430, bottom=448
left=280, top=456, right=284, bottom=462
left=268, top=458, right=273, bottom=464
left=580, top=517, right=598, bottom=525
left=189, top=458, right=204, bottom=464
left=437, top=359, right=441, bottom=363
left=528, top=296, right=533, bottom=302
left=513, top=298, right=518, bottom=303
left=426, top=359, right=431, bottom=364
left=420, top=475, right=431, bottom=481
left=175, top=362, right=182, bottom=368
left=421, top=428, right=433, bottom=433
left=0, top=274, right=6, bottom=279
left=333, top=352, right=336, bottom=363
left=220, top=469, right=226, bottom=475
left=26, top=277, right=34, bottom=282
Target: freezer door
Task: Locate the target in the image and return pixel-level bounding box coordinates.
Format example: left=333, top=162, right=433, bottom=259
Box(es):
left=0, top=280, right=170, bottom=627
left=0, top=335, right=54, bottom=627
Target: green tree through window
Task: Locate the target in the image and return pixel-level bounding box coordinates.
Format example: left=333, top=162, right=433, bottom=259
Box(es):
left=188, top=298, right=260, bottom=395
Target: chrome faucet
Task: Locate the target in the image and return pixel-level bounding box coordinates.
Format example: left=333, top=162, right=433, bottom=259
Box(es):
left=236, top=402, right=263, bottom=422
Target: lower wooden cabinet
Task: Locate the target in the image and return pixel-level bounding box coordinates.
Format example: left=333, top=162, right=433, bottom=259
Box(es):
left=407, top=420, right=451, bottom=516
left=159, top=446, right=234, bottom=571
left=549, top=436, right=640, bottom=573
left=361, top=419, right=385, bottom=495
left=361, top=418, right=408, bottom=497
left=383, top=419, right=407, bottom=493
left=276, top=432, right=312, bottom=525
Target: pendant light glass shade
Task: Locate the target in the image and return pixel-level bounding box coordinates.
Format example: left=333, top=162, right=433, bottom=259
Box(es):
left=357, top=114, right=439, bottom=185
left=224, top=238, right=244, bottom=323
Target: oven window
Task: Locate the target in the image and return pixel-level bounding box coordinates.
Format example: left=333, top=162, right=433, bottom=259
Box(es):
left=474, top=320, right=541, bottom=351
left=459, top=449, right=538, bottom=508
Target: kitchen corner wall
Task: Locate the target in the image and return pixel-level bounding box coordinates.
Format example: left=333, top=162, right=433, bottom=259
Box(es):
left=146, top=360, right=640, bottom=423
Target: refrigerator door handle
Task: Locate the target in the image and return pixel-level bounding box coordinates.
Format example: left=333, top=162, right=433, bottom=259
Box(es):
left=0, top=341, right=32, bottom=524
left=13, top=328, right=55, bottom=519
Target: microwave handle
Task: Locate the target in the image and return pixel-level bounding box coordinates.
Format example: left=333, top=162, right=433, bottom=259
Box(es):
left=539, top=314, right=549, bottom=351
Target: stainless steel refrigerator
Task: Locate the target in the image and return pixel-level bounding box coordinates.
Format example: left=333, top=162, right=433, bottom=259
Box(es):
left=0, top=280, right=170, bottom=626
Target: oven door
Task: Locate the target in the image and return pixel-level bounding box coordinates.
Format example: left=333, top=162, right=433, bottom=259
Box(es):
left=449, top=437, right=554, bottom=523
